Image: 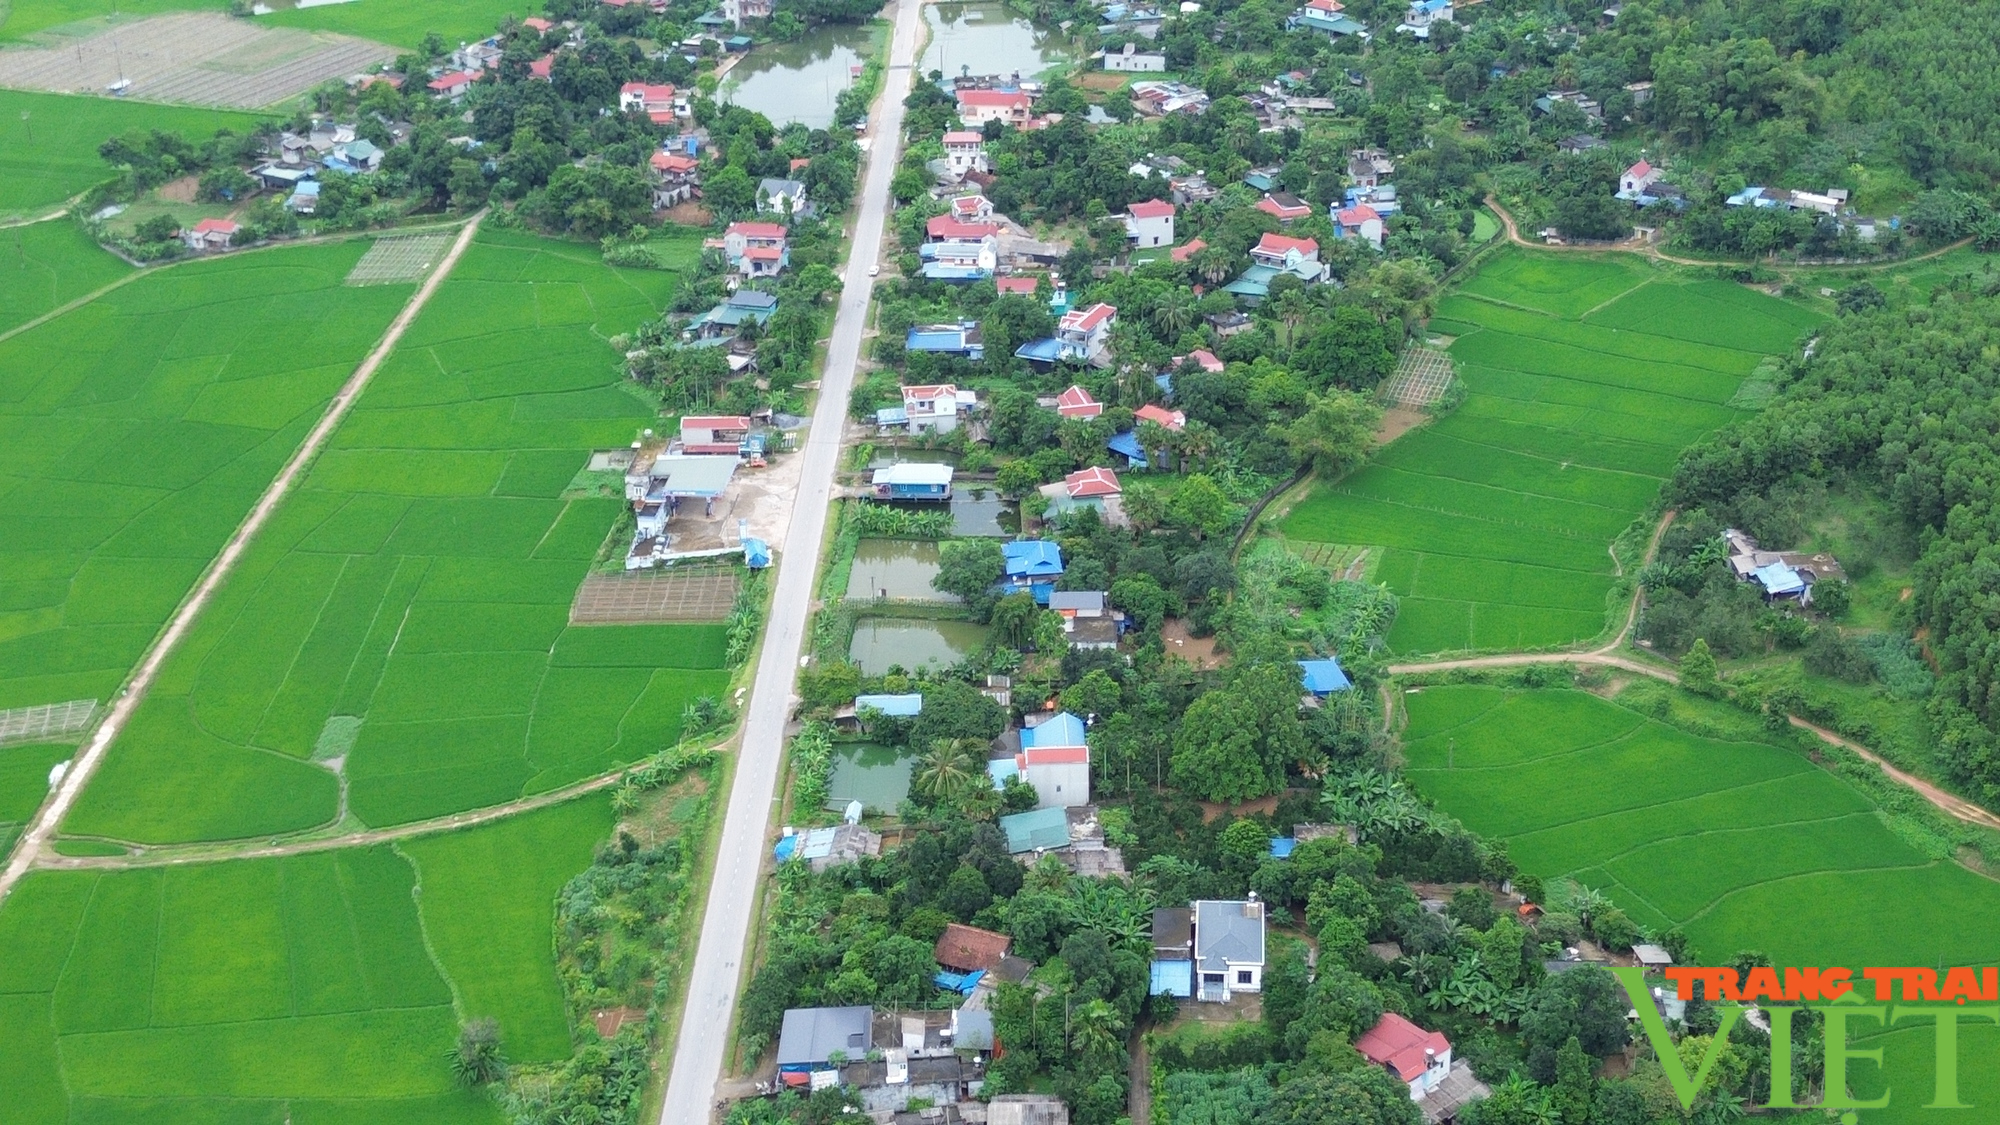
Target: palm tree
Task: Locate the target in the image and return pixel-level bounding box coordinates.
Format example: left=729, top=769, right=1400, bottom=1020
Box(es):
left=1191, top=245, right=1235, bottom=288
left=1176, top=419, right=1219, bottom=472
left=1068, top=998, right=1126, bottom=1065
left=1271, top=289, right=1311, bottom=353
left=451, top=1019, right=506, bottom=1086
left=913, top=738, right=982, bottom=803
left=1153, top=287, right=1196, bottom=338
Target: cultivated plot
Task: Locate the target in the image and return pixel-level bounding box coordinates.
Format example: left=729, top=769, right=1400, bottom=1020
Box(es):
left=0, top=89, right=261, bottom=220
left=64, top=230, right=729, bottom=845
left=346, top=233, right=454, bottom=286
left=1402, top=686, right=2000, bottom=971
left=0, top=0, right=532, bottom=50
left=0, top=220, right=130, bottom=334
left=0, top=795, right=610, bottom=1125
left=1281, top=249, right=1823, bottom=653
left=0, top=239, right=411, bottom=719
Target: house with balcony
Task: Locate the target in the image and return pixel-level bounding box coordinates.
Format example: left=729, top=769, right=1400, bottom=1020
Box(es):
left=757, top=177, right=808, bottom=221
left=650, top=150, right=701, bottom=208
left=619, top=82, right=678, bottom=123
left=678, top=415, right=752, bottom=456
left=1357, top=1012, right=1489, bottom=1119
left=1125, top=199, right=1176, bottom=249
left=900, top=383, right=972, bottom=434
left=956, top=88, right=1033, bottom=126
left=1335, top=202, right=1386, bottom=249
left=942, top=130, right=989, bottom=176
left=1057, top=303, right=1117, bottom=361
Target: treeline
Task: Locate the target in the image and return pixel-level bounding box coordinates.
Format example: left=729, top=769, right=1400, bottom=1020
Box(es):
left=1665, top=280, right=2000, bottom=805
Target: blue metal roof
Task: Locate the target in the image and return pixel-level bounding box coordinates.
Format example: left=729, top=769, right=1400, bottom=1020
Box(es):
left=1000, top=806, right=1072, bottom=853
left=743, top=537, right=771, bottom=568
left=1269, top=837, right=1296, bottom=859
left=1754, top=562, right=1805, bottom=595
left=876, top=405, right=909, bottom=426
left=1150, top=959, right=1193, bottom=997
left=1015, top=337, right=1064, bottom=363
left=773, top=834, right=799, bottom=861
left=1002, top=540, right=1064, bottom=577
left=1298, top=657, right=1352, bottom=694
left=854, top=693, right=923, bottom=717
left=988, top=756, right=1020, bottom=789
left=1024, top=711, right=1087, bottom=748
left=1299, top=658, right=1352, bottom=693
left=1106, top=431, right=1149, bottom=466
left=934, top=968, right=986, bottom=994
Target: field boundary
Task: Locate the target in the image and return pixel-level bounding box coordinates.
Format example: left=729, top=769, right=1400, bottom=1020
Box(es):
left=0, top=212, right=486, bottom=902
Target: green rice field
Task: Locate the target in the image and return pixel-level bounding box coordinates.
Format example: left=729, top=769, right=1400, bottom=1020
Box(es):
left=63, top=229, right=727, bottom=846
left=1280, top=250, right=1824, bottom=654
left=0, top=91, right=264, bottom=220
left=0, top=220, right=130, bottom=335
left=0, top=794, right=609, bottom=1125
left=0, top=0, right=527, bottom=48
left=1402, top=686, right=2000, bottom=970
left=0, top=239, right=412, bottom=718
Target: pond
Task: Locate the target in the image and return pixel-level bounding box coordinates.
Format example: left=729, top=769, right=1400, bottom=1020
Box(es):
left=847, top=539, right=954, bottom=601
left=824, top=741, right=915, bottom=813
left=950, top=487, right=1012, bottom=537
left=848, top=618, right=989, bottom=675
left=719, top=22, right=876, bottom=129
left=923, top=1, right=1071, bottom=83
left=866, top=447, right=959, bottom=470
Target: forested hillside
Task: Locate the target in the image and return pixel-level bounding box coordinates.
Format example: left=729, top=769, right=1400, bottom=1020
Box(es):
left=1667, top=279, right=2000, bottom=802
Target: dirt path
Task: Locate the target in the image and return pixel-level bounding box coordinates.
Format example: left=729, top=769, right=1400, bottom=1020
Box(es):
left=0, top=213, right=486, bottom=902
left=1129, top=1027, right=1151, bottom=1125
left=1484, top=196, right=1974, bottom=272
left=1787, top=718, right=2000, bottom=832
left=38, top=762, right=625, bottom=870
left=0, top=208, right=69, bottom=229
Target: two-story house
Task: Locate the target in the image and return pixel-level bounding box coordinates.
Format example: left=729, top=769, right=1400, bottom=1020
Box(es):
left=1192, top=899, right=1265, bottom=1002
left=1057, top=303, right=1117, bottom=361
left=1124, top=199, right=1176, bottom=249
left=942, top=131, right=989, bottom=176
left=757, top=177, right=808, bottom=221
left=901, top=383, right=969, bottom=434
left=722, top=221, right=788, bottom=277
left=618, top=82, right=678, bottom=123
left=956, top=88, right=1033, bottom=126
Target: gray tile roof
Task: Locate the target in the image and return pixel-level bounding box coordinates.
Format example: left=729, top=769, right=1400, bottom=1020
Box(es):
left=1193, top=900, right=1265, bottom=970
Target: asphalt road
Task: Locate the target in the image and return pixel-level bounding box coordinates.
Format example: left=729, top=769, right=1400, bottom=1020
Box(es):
left=657, top=0, right=921, bottom=1119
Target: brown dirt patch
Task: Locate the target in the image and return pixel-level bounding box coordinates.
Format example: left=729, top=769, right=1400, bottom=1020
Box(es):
left=1077, top=71, right=1131, bottom=91
left=571, top=572, right=739, bottom=624
left=1199, top=794, right=1279, bottom=823
left=593, top=1005, right=647, bottom=1039
left=1374, top=407, right=1429, bottom=446
left=156, top=176, right=200, bottom=204
left=660, top=201, right=713, bottom=227
left=1161, top=617, right=1221, bottom=670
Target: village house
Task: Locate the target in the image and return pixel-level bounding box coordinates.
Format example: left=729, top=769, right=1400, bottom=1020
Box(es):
left=941, top=130, right=989, bottom=176
left=1255, top=192, right=1313, bottom=223
left=1057, top=303, right=1117, bottom=361
left=898, top=383, right=974, bottom=434
left=649, top=150, right=700, bottom=208
left=1250, top=231, right=1327, bottom=279
left=1724, top=528, right=1845, bottom=604
left=722, top=220, right=788, bottom=278
left=678, top=415, right=752, bottom=456
left=1356, top=1012, right=1490, bottom=1120
left=904, top=321, right=984, bottom=361
left=1396, top=0, right=1453, bottom=37
left=1290, top=0, right=1366, bottom=37
left=618, top=81, right=678, bottom=123
left=286, top=181, right=320, bottom=214
left=1124, top=198, right=1176, bottom=249
left=956, top=88, right=1033, bottom=126
left=1000, top=539, right=1064, bottom=598
left=528, top=53, right=556, bottom=80
left=1618, top=159, right=1661, bottom=199
left=1169, top=173, right=1217, bottom=205
left=926, top=214, right=1000, bottom=241
left=988, top=711, right=1092, bottom=807
left=1101, top=40, right=1167, bottom=71
left=773, top=823, right=883, bottom=872
left=1135, top=402, right=1186, bottom=431
left=949, top=194, right=994, bottom=221
left=920, top=232, right=998, bottom=282
left=777, top=1006, right=873, bottom=1078
left=1335, top=202, right=1386, bottom=249
left=1041, top=464, right=1127, bottom=526
left=184, top=218, right=238, bottom=252
left=1349, top=147, right=1395, bottom=188
left=757, top=177, right=808, bottom=220
left=872, top=462, right=955, bottom=501
left=685, top=288, right=777, bottom=343
left=1129, top=81, right=1210, bottom=116
left=1055, top=384, right=1103, bottom=419
left=522, top=15, right=554, bottom=31
left=426, top=70, right=479, bottom=101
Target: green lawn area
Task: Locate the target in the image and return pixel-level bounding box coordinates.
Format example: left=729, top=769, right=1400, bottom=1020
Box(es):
left=0, top=220, right=131, bottom=335
left=1279, top=248, right=1824, bottom=654
left=63, top=229, right=728, bottom=846
left=1402, top=685, right=2000, bottom=973
left=0, top=90, right=265, bottom=221
left=0, top=795, right=609, bottom=1125
left=0, top=0, right=526, bottom=48
left=0, top=239, right=413, bottom=722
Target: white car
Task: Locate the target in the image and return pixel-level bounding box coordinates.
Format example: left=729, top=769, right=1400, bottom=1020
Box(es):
left=868, top=264, right=880, bottom=277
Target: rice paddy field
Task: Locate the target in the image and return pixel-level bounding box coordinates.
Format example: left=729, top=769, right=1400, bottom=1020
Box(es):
left=1402, top=686, right=2000, bottom=970
left=0, top=239, right=413, bottom=719
left=62, top=228, right=728, bottom=846
left=0, top=90, right=264, bottom=220
left=0, top=220, right=130, bottom=334
left=0, top=794, right=610, bottom=1125
left=0, top=0, right=526, bottom=49
left=1279, top=250, right=1823, bottom=654
left=1404, top=684, right=2000, bottom=1121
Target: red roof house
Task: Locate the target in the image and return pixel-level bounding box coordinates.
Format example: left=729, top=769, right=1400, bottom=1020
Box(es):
left=1256, top=193, right=1312, bottom=222
left=522, top=16, right=554, bottom=31
left=1065, top=466, right=1122, bottom=498
left=427, top=71, right=478, bottom=97
left=1170, top=237, right=1207, bottom=262
left=1056, top=384, right=1103, bottom=419
left=927, top=215, right=1000, bottom=240
left=935, top=923, right=1014, bottom=973
left=996, top=276, right=1039, bottom=295
left=1357, top=1012, right=1453, bottom=1093
left=528, top=53, right=555, bottom=80
left=956, top=88, right=1033, bottom=124
left=1128, top=199, right=1176, bottom=220
left=1252, top=232, right=1320, bottom=261
left=1134, top=403, right=1186, bottom=431
left=651, top=152, right=699, bottom=174
left=680, top=415, right=753, bottom=455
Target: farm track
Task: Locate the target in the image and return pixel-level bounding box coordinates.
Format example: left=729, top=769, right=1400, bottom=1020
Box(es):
left=1483, top=195, right=1975, bottom=272
left=0, top=212, right=486, bottom=901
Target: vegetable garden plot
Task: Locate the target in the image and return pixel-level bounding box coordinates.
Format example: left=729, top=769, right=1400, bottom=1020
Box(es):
left=570, top=572, right=741, bottom=623
left=1379, top=344, right=1455, bottom=408
left=64, top=232, right=725, bottom=845
left=1402, top=687, right=2000, bottom=971
left=346, top=234, right=455, bottom=286
left=0, top=241, right=410, bottom=714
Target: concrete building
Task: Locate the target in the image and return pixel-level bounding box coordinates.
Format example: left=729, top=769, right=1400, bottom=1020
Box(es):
left=1124, top=198, right=1176, bottom=248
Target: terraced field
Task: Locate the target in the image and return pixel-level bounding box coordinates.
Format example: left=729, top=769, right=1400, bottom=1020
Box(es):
left=1280, top=250, right=1823, bottom=654
left=62, top=229, right=726, bottom=846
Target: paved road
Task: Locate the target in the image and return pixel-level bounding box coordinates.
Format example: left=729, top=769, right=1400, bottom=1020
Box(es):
left=657, top=0, right=922, bottom=1119
left=0, top=215, right=486, bottom=902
